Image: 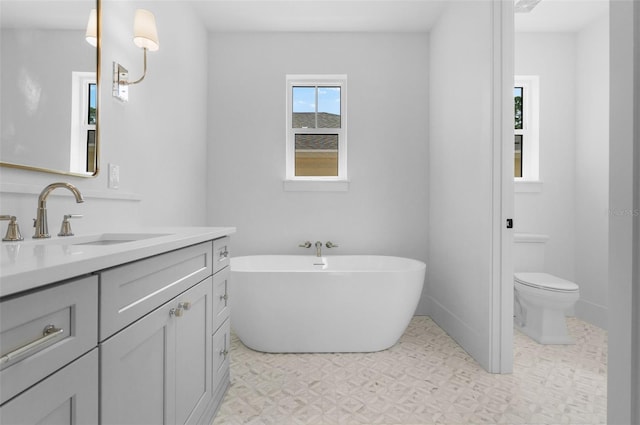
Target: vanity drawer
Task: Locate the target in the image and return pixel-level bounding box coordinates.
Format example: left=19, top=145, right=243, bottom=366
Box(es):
left=212, top=318, right=231, bottom=390
left=100, top=242, right=213, bottom=340
left=0, top=275, right=98, bottom=405
left=213, top=237, right=230, bottom=274
left=212, top=267, right=230, bottom=333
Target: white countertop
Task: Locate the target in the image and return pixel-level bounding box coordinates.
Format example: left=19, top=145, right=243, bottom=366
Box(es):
left=0, top=226, right=236, bottom=298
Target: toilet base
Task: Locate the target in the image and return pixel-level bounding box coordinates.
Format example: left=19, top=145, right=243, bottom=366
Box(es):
left=514, top=282, right=579, bottom=345
left=514, top=316, right=575, bottom=345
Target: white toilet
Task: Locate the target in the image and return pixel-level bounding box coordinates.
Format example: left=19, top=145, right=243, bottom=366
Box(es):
left=513, top=234, right=580, bottom=344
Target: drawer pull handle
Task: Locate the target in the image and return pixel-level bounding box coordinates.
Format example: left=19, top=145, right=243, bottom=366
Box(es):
left=0, top=325, right=64, bottom=365
left=218, top=249, right=229, bottom=260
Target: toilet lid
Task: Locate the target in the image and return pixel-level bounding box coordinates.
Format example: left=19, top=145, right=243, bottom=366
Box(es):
left=514, top=272, right=579, bottom=292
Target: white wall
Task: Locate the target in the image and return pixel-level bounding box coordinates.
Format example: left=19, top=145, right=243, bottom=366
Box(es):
left=0, top=1, right=209, bottom=233
left=514, top=33, right=577, bottom=283
left=427, top=1, right=497, bottom=371
left=205, top=32, right=430, bottom=313
left=575, top=15, right=609, bottom=328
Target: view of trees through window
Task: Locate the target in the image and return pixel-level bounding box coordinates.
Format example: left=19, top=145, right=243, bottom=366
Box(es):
left=86, top=83, right=97, bottom=172
left=514, top=86, right=523, bottom=177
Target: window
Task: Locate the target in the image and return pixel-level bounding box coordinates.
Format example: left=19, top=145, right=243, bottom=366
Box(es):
left=286, top=75, right=347, bottom=182
left=514, top=86, right=523, bottom=177
left=70, top=72, right=97, bottom=174
left=514, top=76, right=539, bottom=181
left=86, top=83, right=97, bottom=172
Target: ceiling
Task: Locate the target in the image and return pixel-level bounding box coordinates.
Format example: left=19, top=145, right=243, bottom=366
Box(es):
left=188, top=1, right=447, bottom=32
left=0, top=0, right=609, bottom=33
left=190, top=0, right=608, bottom=33
left=514, top=0, right=608, bottom=32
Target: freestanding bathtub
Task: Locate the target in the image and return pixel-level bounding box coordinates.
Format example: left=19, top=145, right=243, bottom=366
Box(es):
left=230, top=255, right=426, bottom=353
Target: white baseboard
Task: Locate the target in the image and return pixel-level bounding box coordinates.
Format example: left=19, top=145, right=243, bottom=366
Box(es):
left=426, top=295, right=489, bottom=371
left=575, top=298, right=608, bottom=330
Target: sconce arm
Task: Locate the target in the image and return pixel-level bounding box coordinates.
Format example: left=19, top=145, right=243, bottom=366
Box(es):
left=127, top=48, right=149, bottom=86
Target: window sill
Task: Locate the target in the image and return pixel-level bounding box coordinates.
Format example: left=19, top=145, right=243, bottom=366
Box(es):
left=514, top=180, right=543, bottom=193
left=283, top=180, right=350, bottom=192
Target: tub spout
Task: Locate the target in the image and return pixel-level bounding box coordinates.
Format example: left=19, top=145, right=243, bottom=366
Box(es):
left=315, top=241, right=322, bottom=257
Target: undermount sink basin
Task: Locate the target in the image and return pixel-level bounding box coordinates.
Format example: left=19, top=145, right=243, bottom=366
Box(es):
left=71, top=233, right=172, bottom=246
left=11, top=232, right=174, bottom=246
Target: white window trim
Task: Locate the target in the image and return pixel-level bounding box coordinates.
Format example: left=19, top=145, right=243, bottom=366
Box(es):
left=69, top=71, right=96, bottom=174
left=285, top=74, right=348, bottom=191
left=514, top=75, right=540, bottom=191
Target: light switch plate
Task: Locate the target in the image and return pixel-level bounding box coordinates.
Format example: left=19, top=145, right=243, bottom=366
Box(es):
left=108, top=163, right=120, bottom=189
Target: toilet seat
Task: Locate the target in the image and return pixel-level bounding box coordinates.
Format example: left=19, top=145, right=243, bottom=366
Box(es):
left=514, top=272, right=579, bottom=293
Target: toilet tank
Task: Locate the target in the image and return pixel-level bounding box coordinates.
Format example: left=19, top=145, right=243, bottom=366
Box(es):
left=513, top=233, right=549, bottom=272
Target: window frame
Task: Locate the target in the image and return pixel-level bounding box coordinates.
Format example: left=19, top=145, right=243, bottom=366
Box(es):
left=514, top=75, right=540, bottom=182
left=285, top=74, right=347, bottom=182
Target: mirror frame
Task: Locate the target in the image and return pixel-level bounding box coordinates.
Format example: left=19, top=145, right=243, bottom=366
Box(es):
left=0, top=0, right=101, bottom=178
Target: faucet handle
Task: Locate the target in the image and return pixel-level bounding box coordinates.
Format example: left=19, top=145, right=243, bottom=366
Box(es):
left=298, top=241, right=312, bottom=248
left=1, top=215, right=24, bottom=241
left=58, top=214, right=82, bottom=237
left=326, top=241, right=339, bottom=248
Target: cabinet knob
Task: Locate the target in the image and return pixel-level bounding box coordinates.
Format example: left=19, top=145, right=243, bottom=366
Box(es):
left=178, top=301, right=191, bottom=311
left=219, top=294, right=228, bottom=301
left=219, top=349, right=229, bottom=358
left=169, top=307, right=183, bottom=318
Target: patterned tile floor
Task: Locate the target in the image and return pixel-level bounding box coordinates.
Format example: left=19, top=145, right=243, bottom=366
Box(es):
left=212, top=317, right=607, bottom=425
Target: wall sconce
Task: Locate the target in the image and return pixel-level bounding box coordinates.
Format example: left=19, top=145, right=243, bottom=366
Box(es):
left=112, top=9, right=160, bottom=102
left=85, top=9, right=97, bottom=47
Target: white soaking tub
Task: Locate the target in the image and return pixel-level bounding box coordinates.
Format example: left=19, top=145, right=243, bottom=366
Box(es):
left=230, top=255, right=426, bottom=353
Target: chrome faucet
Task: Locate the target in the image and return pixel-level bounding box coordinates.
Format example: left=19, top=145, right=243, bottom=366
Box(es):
left=315, top=241, right=322, bottom=257
left=33, top=183, right=84, bottom=239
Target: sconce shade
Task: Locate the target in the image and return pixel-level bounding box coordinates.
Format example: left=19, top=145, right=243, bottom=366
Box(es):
left=133, top=9, right=159, bottom=52
left=85, top=9, right=97, bottom=47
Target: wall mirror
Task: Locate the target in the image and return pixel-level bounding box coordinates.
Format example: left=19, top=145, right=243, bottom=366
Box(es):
left=0, top=0, right=100, bottom=177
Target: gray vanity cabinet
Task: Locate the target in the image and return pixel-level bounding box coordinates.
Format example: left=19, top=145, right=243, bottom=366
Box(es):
left=99, top=237, right=231, bottom=425
left=0, top=232, right=232, bottom=425
left=0, top=275, right=99, bottom=425
left=101, top=278, right=212, bottom=425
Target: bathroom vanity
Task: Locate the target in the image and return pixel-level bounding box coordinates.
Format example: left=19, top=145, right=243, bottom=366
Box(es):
left=0, top=227, right=234, bottom=425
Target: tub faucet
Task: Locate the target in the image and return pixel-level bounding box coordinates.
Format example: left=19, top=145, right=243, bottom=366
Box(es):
left=33, top=183, right=84, bottom=239
left=315, top=241, right=322, bottom=257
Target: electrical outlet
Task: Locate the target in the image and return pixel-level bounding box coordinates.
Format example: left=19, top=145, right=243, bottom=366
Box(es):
left=108, top=163, right=120, bottom=189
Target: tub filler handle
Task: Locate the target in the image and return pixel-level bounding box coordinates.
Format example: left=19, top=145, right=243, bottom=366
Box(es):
left=298, top=241, right=312, bottom=248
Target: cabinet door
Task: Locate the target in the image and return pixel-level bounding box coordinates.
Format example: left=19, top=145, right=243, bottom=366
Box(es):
left=175, top=278, right=213, bottom=425
left=212, top=318, right=231, bottom=393
left=101, top=299, right=176, bottom=425
left=100, top=279, right=212, bottom=425
left=0, top=349, right=98, bottom=425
